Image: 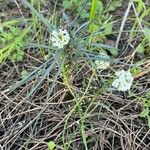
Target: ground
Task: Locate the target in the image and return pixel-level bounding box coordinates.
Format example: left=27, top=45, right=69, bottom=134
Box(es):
left=0, top=0, right=150, bottom=150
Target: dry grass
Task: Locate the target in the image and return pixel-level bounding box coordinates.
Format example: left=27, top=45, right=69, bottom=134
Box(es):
left=0, top=56, right=150, bottom=149
left=0, top=1, right=150, bottom=150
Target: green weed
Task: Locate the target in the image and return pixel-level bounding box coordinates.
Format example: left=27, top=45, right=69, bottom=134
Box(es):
left=48, top=141, right=56, bottom=150
left=1, top=0, right=150, bottom=149
left=140, top=91, right=150, bottom=128
left=0, top=25, right=30, bottom=62
left=8, top=1, right=119, bottom=149
left=63, top=0, right=123, bottom=44
left=130, top=0, right=150, bottom=54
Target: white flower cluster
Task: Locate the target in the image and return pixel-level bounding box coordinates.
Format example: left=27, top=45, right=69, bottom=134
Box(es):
left=112, top=69, right=134, bottom=91
left=95, top=53, right=110, bottom=70
left=51, top=29, right=70, bottom=49
left=50, top=28, right=134, bottom=92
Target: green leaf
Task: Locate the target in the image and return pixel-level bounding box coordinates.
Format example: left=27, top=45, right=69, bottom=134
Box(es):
left=146, top=90, right=150, bottom=98
left=1, top=32, right=12, bottom=42
left=136, top=44, right=145, bottom=53
left=109, top=48, right=118, bottom=56
left=80, top=9, right=89, bottom=19
left=21, top=70, right=28, bottom=79
left=140, top=107, right=149, bottom=118
left=48, top=141, right=55, bottom=150
left=104, top=23, right=113, bottom=35
left=89, top=24, right=99, bottom=32
left=63, top=0, right=70, bottom=9
left=89, top=0, right=98, bottom=32
left=97, top=1, right=103, bottom=14
left=90, top=0, right=97, bottom=21
left=10, top=50, right=24, bottom=61
left=130, top=67, right=141, bottom=76
left=107, top=0, right=122, bottom=12
left=144, top=27, right=150, bottom=38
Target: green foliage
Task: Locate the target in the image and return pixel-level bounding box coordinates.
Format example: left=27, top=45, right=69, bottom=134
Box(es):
left=140, top=107, right=150, bottom=128
left=140, top=90, right=150, bottom=128
left=136, top=27, right=150, bottom=54
left=63, top=0, right=80, bottom=9
left=88, top=1, right=115, bottom=43
left=63, top=0, right=123, bottom=43
left=11, top=0, right=118, bottom=87
left=21, top=70, right=28, bottom=79
left=136, top=44, right=145, bottom=53
left=0, top=25, right=30, bottom=62
left=9, top=2, right=118, bottom=148
left=146, top=90, right=150, bottom=98
left=48, top=141, right=56, bottom=150
left=109, top=47, right=118, bottom=56
left=140, top=107, right=149, bottom=117
left=89, top=0, right=98, bottom=21
left=62, top=0, right=105, bottom=20
left=89, top=0, right=99, bottom=33
left=130, top=0, right=150, bottom=55
left=130, top=66, right=141, bottom=76
left=106, top=0, right=122, bottom=12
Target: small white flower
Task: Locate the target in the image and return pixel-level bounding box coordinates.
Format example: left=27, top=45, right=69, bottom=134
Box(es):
left=112, top=69, right=134, bottom=91
left=95, top=53, right=110, bottom=70
left=51, top=29, right=70, bottom=49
